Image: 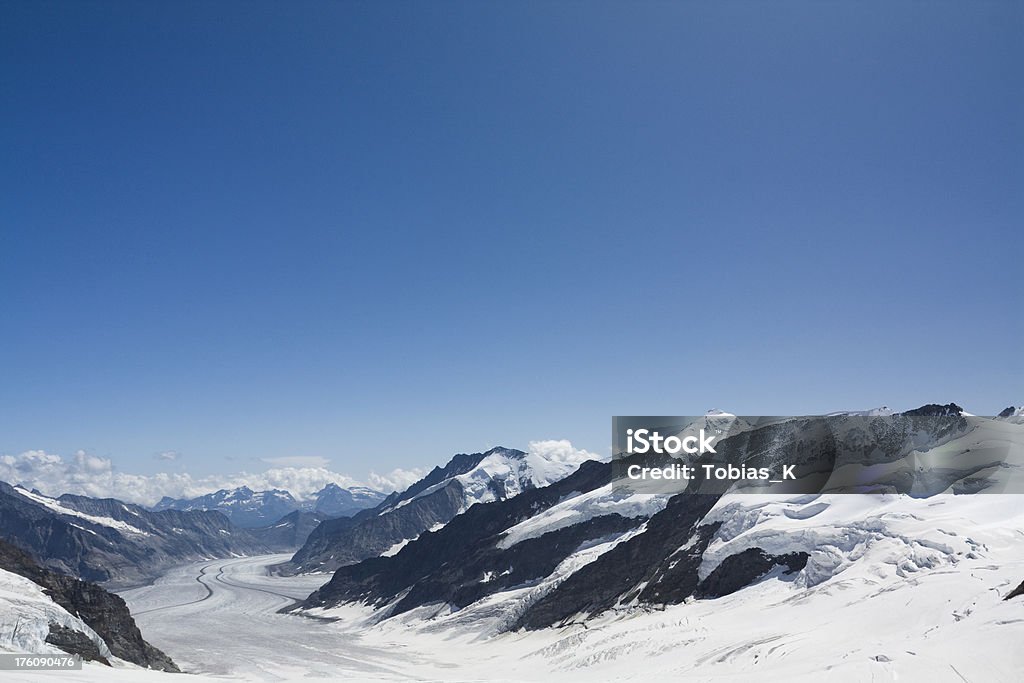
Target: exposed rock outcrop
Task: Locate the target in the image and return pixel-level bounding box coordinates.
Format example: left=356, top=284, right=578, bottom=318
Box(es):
left=0, top=538, right=179, bottom=671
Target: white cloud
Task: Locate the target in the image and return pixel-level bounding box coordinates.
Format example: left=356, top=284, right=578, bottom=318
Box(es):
left=367, top=467, right=427, bottom=492
left=0, top=441, right=600, bottom=508
left=214, top=467, right=364, bottom=497
left=522, top=439, right=604, bottom=487
left=0, top=450, right=387, bottom=507
left=527, top=439, right=607, bottom=464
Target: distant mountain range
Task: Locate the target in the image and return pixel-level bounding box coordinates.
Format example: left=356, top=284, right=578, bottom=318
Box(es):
left=153, top=483, right=385, bottom=527
left=0, top=481, right=338, bottom=590
left=0, top=480, right=374, bottom=671
left=0, top=481, right=267, bottom=588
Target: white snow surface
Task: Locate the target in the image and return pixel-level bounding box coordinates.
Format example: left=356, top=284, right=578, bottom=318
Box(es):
left=328, top=493, right=1024, bottom=682
left=826, top=406, right=895, bottom=416
left=0, top=569, right=121, bottom=673
left=700, top=493, right=1015, bottom=584
left=387, top=446, right=596, bottom=515
left=497, top=484, right=668, bottom=549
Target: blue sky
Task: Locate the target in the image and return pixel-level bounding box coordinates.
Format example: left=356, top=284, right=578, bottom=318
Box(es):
left=1, top=1, right=1021, bottom=480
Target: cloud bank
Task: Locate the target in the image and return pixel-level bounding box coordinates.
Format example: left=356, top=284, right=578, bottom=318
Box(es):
left=527, top=439, right=607, bottom=464
left=366, top=468, right=426, bottom=492
left=0, top=441, right=597, bottom=508
left=0, top=449, right=421, bottom=507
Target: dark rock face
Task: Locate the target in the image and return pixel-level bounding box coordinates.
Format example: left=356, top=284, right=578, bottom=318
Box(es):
left=0, top=481, right=270, bottom=589
left=514, top=492, right=722, bottom=630
left=998, top=406, right=1017, bottom=418
left=291, top=481, right=467, bottom=573
left=0, top=538, right=179, bottom=672
left=902, top=403, right=964, bottom=417
left=1005, top=580, right=1024, bottom=600
left=392, top=514, right=638, bottom=616
left=696, top=547, right=809, bottom=599
left=45, top=624, right=109, bottom=665
left=250, top=510, right=331, bottom=551
left=0, top=484, right=106, bottom=582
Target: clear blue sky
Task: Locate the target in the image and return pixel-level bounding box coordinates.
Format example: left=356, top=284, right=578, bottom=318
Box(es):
left=2, top=1, right=1020, bottom=478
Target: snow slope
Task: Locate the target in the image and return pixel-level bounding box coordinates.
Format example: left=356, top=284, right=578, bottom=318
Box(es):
left=497, top=484, right=667, bottom=549
left=318, top=493, right=1024, bottom=681
left=0, top=569, right=110, bottom=658
left=384, top=446, right=594, bottom=515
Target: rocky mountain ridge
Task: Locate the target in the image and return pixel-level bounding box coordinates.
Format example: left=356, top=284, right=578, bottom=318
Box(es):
left=0, top=481, right=271, bottom=588
left=285, top=445, right=594, bottom=575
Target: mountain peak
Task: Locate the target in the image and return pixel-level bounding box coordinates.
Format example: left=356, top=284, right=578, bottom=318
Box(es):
left=902, top=402, right=964, bottom=417
left=482, top=446, right=527, bottom=459
left=998, top=405, right=1023, bottom=418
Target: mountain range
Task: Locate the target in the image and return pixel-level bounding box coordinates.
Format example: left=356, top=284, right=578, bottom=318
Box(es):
left=1, top=402, right=1020, bottom=677
left=0, top=481, right=271, bottom=589
left=0, top=482, right=339, bottom=590
left=281, top=445, right=595, bottom=575
left=153, top=483, right=385, bottom=527
left=302, top=404, right=1024, bottom=636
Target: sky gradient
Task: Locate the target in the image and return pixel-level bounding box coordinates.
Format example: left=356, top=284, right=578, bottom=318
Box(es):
left=2, top=1, right=1021, bottom=482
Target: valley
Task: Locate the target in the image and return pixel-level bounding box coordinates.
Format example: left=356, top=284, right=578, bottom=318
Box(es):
left=3, top=411, right=1023, bottom=681
left=120, top=555, right=417, bottom=681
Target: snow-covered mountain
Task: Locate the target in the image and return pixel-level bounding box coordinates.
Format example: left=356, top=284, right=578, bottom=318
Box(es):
left=154, top=483, right=385, bottom=528
left=826, top=405, right=894, bottom=416
left=153, top=487, right=301, bottom=528
left=313, top=483, right=386, bottom=517
left=998, top=404, right=1024, bottom=419
left=285, top=446, right=595, bottom=574
left=377, top=446, right=587, bottom=514
left=303, top=404, right=1024, bottom=649
left=0, top=481, right=271, bottom=588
